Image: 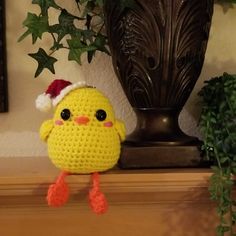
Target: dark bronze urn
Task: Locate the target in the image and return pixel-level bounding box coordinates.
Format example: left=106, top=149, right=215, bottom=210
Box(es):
left=104, top=0, right=214, bottom=168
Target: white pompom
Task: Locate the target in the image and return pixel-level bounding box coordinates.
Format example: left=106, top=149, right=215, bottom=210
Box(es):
left=35, top=93, right=52, bottom=112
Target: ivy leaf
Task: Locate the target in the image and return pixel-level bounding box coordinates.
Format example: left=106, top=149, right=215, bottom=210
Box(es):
left=67, top=38, right=96, bottom=64
left=58, top=9, right=83, bottom=36
left=28, top=48, right=57, bottom=77
left=49, top=10, right=83, bottom=42
left=49, top=24, right=81, bottom=43
left=86, top=1, right=96, bottom=11
left=87, top=50, right=95, bottom=63
left=59, top=9, right=76, bottom=33
left=18, top=13, right=49, bottom=43
left=32, top=0, right=60, bottom=16
left=82, top=1, right=98, bottom=17
left=59, top=9, right=84, bottom=25
left=93, top=34, right=110, bottom=54
left=81, top=30, right=95, bottom=43
left=50, top=42, right=64, bottom=51
left=18, top=30, right=31, bottom=43
left=49, top=24, right=68, bottom=42
left=85, top=14, right=92, bottom=30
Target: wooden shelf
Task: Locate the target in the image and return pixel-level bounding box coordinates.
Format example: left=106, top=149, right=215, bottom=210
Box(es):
left=0, top=157, right=217, bottom=236
left=0, top=157, right=212, bottom=206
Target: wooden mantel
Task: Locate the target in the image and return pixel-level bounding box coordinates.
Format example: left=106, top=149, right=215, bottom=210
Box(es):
left=0, top=157, right=217, bottom=236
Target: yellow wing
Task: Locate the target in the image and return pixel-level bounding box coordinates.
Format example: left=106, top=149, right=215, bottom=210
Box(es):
left=115, top=119, right=126, bottom=142
left=39, top=119, right=54, bottom=142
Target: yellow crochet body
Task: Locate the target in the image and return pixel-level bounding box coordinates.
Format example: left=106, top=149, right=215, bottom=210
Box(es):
left=40, top=88, right=125, bottom=174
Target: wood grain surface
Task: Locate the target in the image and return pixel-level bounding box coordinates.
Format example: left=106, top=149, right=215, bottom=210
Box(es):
left=0, top=157, right=218, bottom=236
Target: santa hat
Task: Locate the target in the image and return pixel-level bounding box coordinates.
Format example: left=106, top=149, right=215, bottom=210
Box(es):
left=36, top=79, right=87, bottom=112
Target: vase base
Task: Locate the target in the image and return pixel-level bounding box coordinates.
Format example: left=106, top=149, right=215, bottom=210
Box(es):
left=119, top=141, right=208, bottom=169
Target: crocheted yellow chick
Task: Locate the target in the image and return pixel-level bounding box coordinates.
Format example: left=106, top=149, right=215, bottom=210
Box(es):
left=36, top=79, right=126, bottom=214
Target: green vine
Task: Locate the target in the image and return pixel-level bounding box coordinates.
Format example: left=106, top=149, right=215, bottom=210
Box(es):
left=199, top=73, right=236, bottom=236
left=18, top=0, right=136, bottom=77
left=19, top=0, right=235, bottom=78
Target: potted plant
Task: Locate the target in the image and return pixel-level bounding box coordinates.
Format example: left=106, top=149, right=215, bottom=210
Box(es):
left=199, top=73, right=236, bottom=236
left=19, top=0, right=235, bottom=168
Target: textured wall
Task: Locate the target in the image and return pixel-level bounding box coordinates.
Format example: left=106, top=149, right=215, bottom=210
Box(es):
left=0, top=1, right=236, bottom=157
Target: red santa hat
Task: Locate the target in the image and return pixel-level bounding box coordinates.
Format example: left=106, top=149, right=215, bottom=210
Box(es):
left=36, top=79, right=86, bottom=112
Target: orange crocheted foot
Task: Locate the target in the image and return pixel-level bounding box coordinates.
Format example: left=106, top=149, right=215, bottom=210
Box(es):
left=89, top=172, right=108, bottom=214
left=47, top=172, right=69, bottom=207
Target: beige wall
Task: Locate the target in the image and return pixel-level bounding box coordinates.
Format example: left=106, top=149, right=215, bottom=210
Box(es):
left=0, top=1, right=235, bottom=157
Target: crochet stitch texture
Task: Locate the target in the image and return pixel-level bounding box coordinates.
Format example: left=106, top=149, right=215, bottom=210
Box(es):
left=40, top=87, right=125, bottom=174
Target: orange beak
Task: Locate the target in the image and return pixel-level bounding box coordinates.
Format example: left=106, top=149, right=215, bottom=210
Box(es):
left=74, top=116, right=90, bottom=125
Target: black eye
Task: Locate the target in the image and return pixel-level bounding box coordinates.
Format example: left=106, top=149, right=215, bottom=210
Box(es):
left=95, top=109, right=107, bottom=121
left=61, top=109, right=71, bottom=121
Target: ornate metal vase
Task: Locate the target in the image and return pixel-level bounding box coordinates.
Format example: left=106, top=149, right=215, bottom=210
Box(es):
left=104, top=0, right=214, bottom=168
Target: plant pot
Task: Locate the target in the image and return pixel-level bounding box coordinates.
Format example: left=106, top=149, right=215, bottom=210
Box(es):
left=104, top=0, right=214, bottom=168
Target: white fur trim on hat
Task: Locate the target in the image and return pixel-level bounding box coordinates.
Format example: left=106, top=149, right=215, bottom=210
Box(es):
left=35, top=93, right=52, bottom=112
left=52, top=81, right=87, bottom=106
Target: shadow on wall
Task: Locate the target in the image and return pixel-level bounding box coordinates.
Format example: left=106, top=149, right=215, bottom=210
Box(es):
left=215, top=1, right=236, bottom=13
left=160, top=183, right=218, bottom=236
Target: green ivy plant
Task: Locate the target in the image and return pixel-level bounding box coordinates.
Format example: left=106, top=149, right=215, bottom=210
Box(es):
left=199, top=73, right=236, bottom=236
left=19, top=0, right=235, bottom=78
left=18, top=0, right=136, bottom=77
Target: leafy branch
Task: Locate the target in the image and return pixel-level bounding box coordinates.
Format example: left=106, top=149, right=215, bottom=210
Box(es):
left=18, top=0, right=108, bottom=77
left=18, top=0, right=137, bottom=77
left=19, top=0, right=235, bottom=78
left=199, top=73, right=236, bottom=236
